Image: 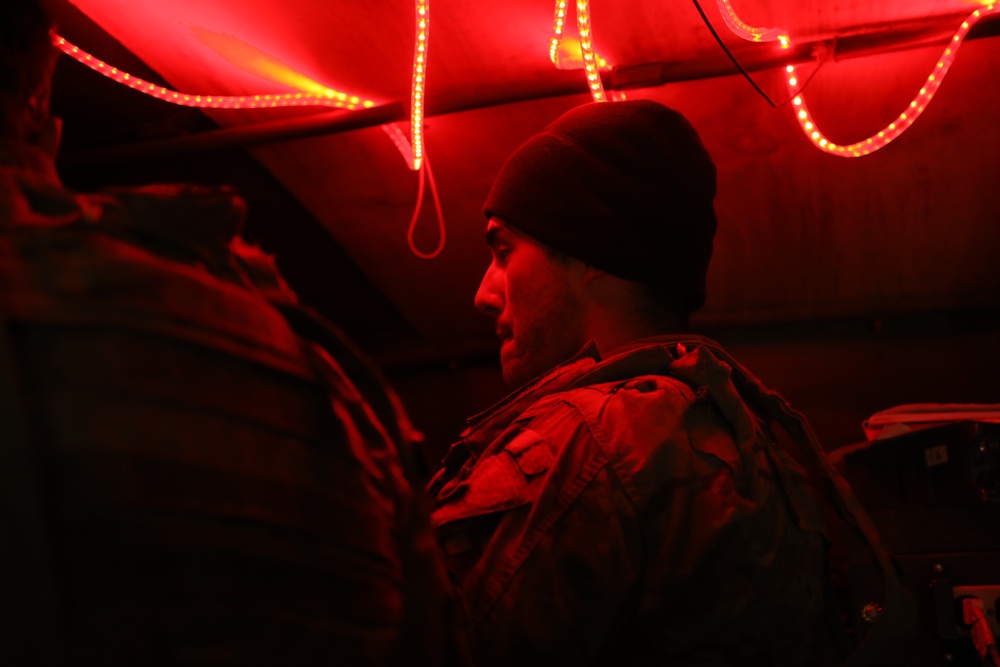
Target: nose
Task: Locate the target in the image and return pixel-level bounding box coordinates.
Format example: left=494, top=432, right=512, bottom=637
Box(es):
left=474, top=263, right=503, bottom=316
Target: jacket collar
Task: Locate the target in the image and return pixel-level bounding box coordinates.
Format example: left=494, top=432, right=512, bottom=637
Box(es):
left=459, top=341, right=602, bottom=459
left=459, top=334, right=726, bottom=459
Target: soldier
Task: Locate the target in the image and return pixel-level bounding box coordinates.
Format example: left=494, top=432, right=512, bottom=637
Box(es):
left=427, top=100, right=904, bottom=665
left=0, top=1, right=468, bottom=664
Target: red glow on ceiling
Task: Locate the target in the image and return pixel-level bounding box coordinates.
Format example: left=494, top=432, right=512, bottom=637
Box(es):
left=187, top=25, right=340, bottom=98
left=550, top=34, right=609, bottom=71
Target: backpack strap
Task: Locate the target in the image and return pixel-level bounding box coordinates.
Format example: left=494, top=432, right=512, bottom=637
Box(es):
left=696, top=339, right=910, bottom=666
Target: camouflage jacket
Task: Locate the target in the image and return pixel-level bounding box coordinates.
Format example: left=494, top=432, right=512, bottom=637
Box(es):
left=0, top=139, right=470, bottom=666
left=428, top=336, right=863, bottom=666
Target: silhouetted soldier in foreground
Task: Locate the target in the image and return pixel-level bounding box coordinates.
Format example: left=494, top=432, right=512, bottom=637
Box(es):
left=0, top=1, right=468, bottom=664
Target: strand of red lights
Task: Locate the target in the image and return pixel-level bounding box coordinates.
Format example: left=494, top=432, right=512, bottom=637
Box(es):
left=576, top=0, right=606, bottom=102
left=550, top=0, right=569, bottom=65
left=55, top=2, right=446, bottom=257
left=382, top=123, right=416, bottom=169
left=410, top=0, right=429, bottom=170
left=53, top=34, right=375, bottom=112
left=786, top=4, right=998, bottom=156
left=550, top=0, right=620, bottom=102
left=716, top=0, right=788, bottom=47
left=404, top=0, right=447, bottom=258
left=406, top=153, right=445, bottom=259
left=716, top=1, right=998, bottom=156
left=56, top=31, right=430, bottom=171
left=383, top=121, right=447, bottom=259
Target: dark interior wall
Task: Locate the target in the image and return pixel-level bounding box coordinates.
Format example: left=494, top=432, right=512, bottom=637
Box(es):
left=716, top=311, right=1000, bottom=450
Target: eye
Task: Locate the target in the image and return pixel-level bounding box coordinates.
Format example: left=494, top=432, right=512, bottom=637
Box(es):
left=494, top=246, right=511, bottom=267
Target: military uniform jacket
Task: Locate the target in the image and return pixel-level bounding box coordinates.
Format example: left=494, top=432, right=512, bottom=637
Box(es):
left=428, top=336, right=854, bottom=666
left=0, top=139, right=471, bottom=666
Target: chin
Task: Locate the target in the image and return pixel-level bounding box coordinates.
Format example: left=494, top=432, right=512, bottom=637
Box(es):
left=501, top=358, right=545, bottom=390
left=500, top=360, right=527, bottom=390
left=500, top=365, right=522, bottom=390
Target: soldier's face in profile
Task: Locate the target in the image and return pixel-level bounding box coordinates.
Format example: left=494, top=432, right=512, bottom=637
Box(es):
left=474, top=218, right=588, bottom=388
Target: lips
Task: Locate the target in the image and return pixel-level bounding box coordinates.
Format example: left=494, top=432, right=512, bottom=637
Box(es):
left=496, top=324, right=513, bottom=358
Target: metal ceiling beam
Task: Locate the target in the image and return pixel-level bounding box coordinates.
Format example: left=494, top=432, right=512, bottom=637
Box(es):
left=60, top=102, right=406, bottom=166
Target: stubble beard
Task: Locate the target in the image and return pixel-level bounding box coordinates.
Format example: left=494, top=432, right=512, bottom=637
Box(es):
left=499, top=314, right=586, bottom=390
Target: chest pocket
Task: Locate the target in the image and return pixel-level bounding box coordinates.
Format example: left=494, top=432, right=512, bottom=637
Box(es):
left=430, top=429, right=555, bottom=528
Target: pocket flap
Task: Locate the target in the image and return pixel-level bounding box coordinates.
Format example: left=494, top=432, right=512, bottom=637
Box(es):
left=430, top=428, right=555, bottom=527
left=431, top=452, right=532, bottom=526
left=505, top=429, right=554, bottom=477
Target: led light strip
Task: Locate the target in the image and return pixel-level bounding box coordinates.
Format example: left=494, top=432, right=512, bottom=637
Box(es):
left=382, top=123, right=415, bottom=168
left=549, top=0, right=612, bottom=101
left=56, top=6, right=444, bottom=255
left=406, top=0, right=447, bottom=257
left=550, top=0, right=569, bottom=67
left=53, top=35, right=375, bottom=111
left=54, top=27, right=433, bottom=173
left=411, top=0, right=429, bottom=170
left=406, top=152, right=445, bottom=259
left=576, top=0, right=607, bottom=102
left=716, top=0, right=788, bottom=47
left=786, top=4, right=998, bottom=157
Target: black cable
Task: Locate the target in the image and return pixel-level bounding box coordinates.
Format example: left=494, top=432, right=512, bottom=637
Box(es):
left=689, top=0, right=778, bottom=107
left=688, top=0, right=831, bottom=108
left=777, top=56, right=826, bottom=107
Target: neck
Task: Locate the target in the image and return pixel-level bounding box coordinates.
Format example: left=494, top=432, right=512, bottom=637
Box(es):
left=582, top=300, right=682, bottom=358
left=580, top=271, right=685, bottom=356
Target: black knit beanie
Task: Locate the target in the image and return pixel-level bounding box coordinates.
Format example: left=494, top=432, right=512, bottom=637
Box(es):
left=483, top=99, right=717, bottom=315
